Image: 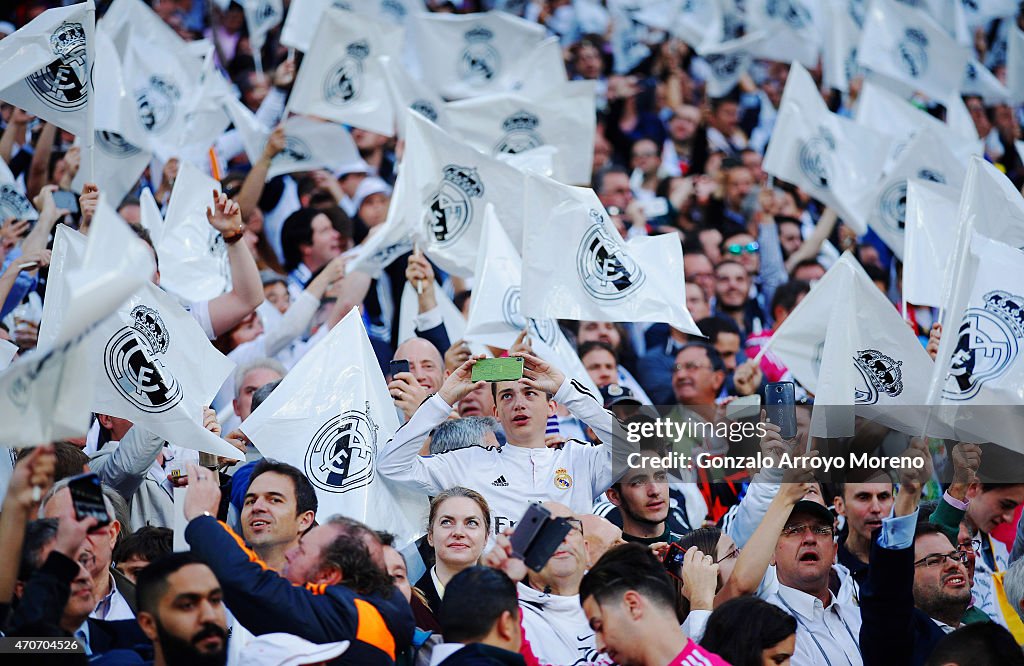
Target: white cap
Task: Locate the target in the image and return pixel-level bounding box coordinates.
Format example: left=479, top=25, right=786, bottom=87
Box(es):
left=245, top=633, right=350, bottom=666
left=0, top=22, right=15, bottom=37
left=353, top=176, right=393, bottom=212
left=332, top=158, right=372, bottom=178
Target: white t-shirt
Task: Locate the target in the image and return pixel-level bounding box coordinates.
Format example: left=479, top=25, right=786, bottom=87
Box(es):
left=518, top=583, right=612, bottom=666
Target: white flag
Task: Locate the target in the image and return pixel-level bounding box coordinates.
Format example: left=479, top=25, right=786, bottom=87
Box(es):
left=520, top=175, right=701, bottom=334
left=864, top=128, right=965, bottom=260
left=509, top=38, right=569, bottom=97
left=822, top=0, right=863, bottom=92
left=637, top=0, right=724, bottom=50
left=0, top=1, right=94, bottom=138
left=0, top=159, right=38, bottom=222
left=408, top=11, right=547, bottom=100
left=266, top=116, right=361, bottom=180
left=155, top=162, right=229, bottom=303
left=139, top=187, right=165, bottom=246
left=398, top=112, right=526, bottom=277
left=71, top=131, right=150, bottom=207
left=902, top=179, right=960, bottom=308
left=696, top=32, right=764, bottom=98
left=344, top=174, right=415, bottom=278
left=101, top=0, right=192, bottom=59
left=856, top=0, right=968, bottom=102
left=745, top=0, right=823, bottom=68
left=287, top=9, right=403, bottom=136
left=241, top=308, right=425, bottom=543
left=223, top=95, right=269, bottom=165
left=0, top=339, right=16, bottom=371
left=242, top=0, right=284, bottom=57
left=177, top=48, right=235, bottom=161
left=282, top=0, right=422, bottom=51
left=1008, top=25, right=1024, bottom=104
left=4, top=195, right=155, bottom=447
left=380, top=55, right=448, bottom=138
left=444, top=90, right=595, bottom=185
left=768, top=253, right=941, bottom=436
left=961, top=0, right=1018, bottom=27
left=764, top=63, right=890, bottom=234
left=396, top=281, right=467, bottom=347
left=961, top=59, right=1012, bottom=104
left=609, top=0, right=652, bottom=74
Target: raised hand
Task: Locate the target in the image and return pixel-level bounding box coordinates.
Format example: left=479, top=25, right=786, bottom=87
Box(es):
left=515, top=351, right=565, bottom=396
left=438, top=355, right=487, bottom=407
left=206, top=190, right=243, bottom=239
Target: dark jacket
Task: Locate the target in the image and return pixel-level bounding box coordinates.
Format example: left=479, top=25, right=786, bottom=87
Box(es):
left=412, top=571, right=442, bottom=633
left=859, top=529, right=948, bottom=666
left=439, top=644, right=527, bottom=666
left=185, top=515, right=415, bottom=665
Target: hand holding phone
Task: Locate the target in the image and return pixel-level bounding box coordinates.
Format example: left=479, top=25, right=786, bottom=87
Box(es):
left=508, top=504, right=574, bottom=572
left=764, top=382, right=797, bottom=440
left=389, top=359, right=410, bottom=378
left=471, top=356, right=524, bottom=383
left=67, top=472, right=111, bottom=527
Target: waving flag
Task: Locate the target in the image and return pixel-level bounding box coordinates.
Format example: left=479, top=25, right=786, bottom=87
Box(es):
left=242, top=0, right=284, bottom=65
left=696, top=33, right=765, bottom=98
left=397, top=112, right=526, bottom=277
left=764, top=63, right=890, bottom=234
left=822, top=0, right=863, bottom=92
left=288, top=9, right=403, bottom=136
left=745, top=0, right=823, bottom=68
left=444, top=90, right=595, bottom=185
left=155, top=162, right=229, bottom=303
left=241, top=308, right=426, bottom=544
left=396, top=281, right=467, bottom=348
left=381, top=55, right=448, bottom=138
left=902, top=179, right=960, bottom=308
left=636, top=0, right=724, bottom=50
left=1008, top=24, right=1024, bottom=104
left=0, top=1, right=94, bottom=140
left=520, top=175, right=701, bottom=334
left=509, top=38, right=570, bottom=97
left=282, top=0, right=422, bottom=51
left=408, top=11, right=547, bottom=100
left=0, top=159, right=37, bottom=222
left=266, top=116, right=361, bottom=180
left=856, top=0, right=968, bottom=102
left=865, top=128, right=965, bottom=260
left=961, top=58, right=1012, bottom=104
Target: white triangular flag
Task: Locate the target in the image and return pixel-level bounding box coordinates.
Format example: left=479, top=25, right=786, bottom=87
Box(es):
left=961, top=59, right=1012, bottom=104
left=282, top=0, right=421, bottom=52
left=0, top=1, right=95, bottom=138
left=764, top=63, right=890, bottom=234
left=242, top=0, right=284, bottom=60
left=380, top=55, right=447, bottom=138
left=822, top=0, right=863, bottom=93
left=609, top=0, right=652, bottom=74
left=520, top=175, right=701, bottom=334
left=444, top=90, right=595, bottom=185
left=397, top=281, right=467, bottom=348
left=509, top=37, right=569, bottom=97
left=745, top=0, right=823, bottom=68
left=856, top=0, right=968, bottom=102
left=287, top=10, right=403, bottom=136
left=0, top=159, right=38, bottom=222
left=266, top=116, right=361, bottom=180
left=155, top=162, right=229, bottom=303
left=139, top=187, right=165, bottom=246
left=902, top=179, right=960, bottom=308
left=695, top=32, right=764, bottom=98
left=1008, top=24, right=1024, bottom=104
left=241, top=308, right=426, bottom=543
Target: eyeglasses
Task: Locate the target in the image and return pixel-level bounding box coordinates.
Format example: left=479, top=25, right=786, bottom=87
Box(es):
left=914, top=551, right=970, bottom=568
left=726, top=242, right=760, bottom=255
left=958, top=539, right=982, bottom=553
left=565, top=517, right=584, bottom=535
left=781, top=523, right=834, bottom=538
left=673, top=361, right=712, bottom=372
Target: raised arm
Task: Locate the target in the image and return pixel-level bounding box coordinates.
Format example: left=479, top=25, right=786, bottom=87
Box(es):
left=205, top=191, right=264, bottom=337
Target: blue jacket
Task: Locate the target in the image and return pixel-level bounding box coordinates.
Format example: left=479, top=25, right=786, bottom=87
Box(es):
left=185, top=515, right=414, bottom=664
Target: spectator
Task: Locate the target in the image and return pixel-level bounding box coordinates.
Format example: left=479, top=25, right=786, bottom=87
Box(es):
left=112, top=526, right=173, bottom=584
left=280, top=208, right=343, bottom=297
left=429, top=417, right=502, bottom=455
left=436, top=567, right=524, bottom=666
left=699, top=597, right=796, bottom=666
left=924, top=622, right=1024, bottom=666
left=240, top=460, right=317, bottom=572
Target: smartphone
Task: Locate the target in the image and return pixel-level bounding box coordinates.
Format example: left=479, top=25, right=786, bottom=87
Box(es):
left=389, top=359, right=410, bottom=377
left=510, top=503, right=550, bottom=560
left=67, top=472, right=110, bottom=527
left=53, top=189, right=79, bottom=215
left=663, top=542, right=687, bottom=583
left=471, top=356, right=524, bottom=383
left=523, top=517, right=572, bottom=572
left=764, top=382, right=797, bottom=440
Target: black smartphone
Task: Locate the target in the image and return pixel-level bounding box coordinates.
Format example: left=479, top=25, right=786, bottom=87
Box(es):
left=389, top=359, right=410, bottom=377
left=509, top=504, right=573, bottom=572
left=67, top=472, right=110, bottom=527
left=764, top=381, right=797, bottom=440
left=509, top=503, right=550, bottom=560
left=53, top=189, right=79, bottom=215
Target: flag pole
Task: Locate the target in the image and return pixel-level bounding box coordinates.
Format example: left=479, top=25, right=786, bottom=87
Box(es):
left=413, top=242, right=423, bottom=295
left=85, top=0, right=97, bottom=183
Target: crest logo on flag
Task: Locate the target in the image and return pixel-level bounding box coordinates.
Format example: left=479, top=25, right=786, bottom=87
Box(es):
left=370, top=240, right=413, bottom=267
left=944, top=290, right=1024, bottom=400
left=706, top=53, right=743, bottom=80
left=501, top=286, right=559, bottom=344
left=798, top=127, right=837, bottom=190
left=459, top=26, right=501, bottom=87
left=104, top=305, right=183, bottom=413
left=26, top=21, right=89, bottom=113
left=576, top=209, right=645, bottom=302
left=410, top=99, right=439, bottom=122
left=305, top=404, right=378, bottom=493
left=275, top=136, right=313, bottom=165
left=252, top=0, right=279, bottom=27
left=897, top=28, right=929, bottom=78
left=96, top=131, right=142, bottom=158
left=381, top=0, right=407, bottom=20
left=494, top=110, right=543, bottom=154
left=848, top=0, right=865, bottom=27
left=878, top=182, right=907, bottom=232
left=853, top=349, right=904, bottom=404
left=0, top=185, right=34, bottom=221
left=766, top=0, right=812, bottom=28
left=331, top=0, right=353, bottom=8
left=323, top=41, right=370, bottom=106
left=136, top=76, right=182, bottom=134
left=425, top=164, right=484, bottom=246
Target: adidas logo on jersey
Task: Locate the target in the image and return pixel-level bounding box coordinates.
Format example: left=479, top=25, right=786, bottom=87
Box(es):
left=492, top=475, right=509, bottom=487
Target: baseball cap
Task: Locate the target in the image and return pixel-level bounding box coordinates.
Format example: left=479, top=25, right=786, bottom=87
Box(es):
left=600, top=383, right=643, bottom=409
left=788, top=500, right=835, bottom=529
left=245, top=633, right=350, bottom=666
left=353, top=176, right=392, bottom=212
left=332, top=158, right=371, bottom=179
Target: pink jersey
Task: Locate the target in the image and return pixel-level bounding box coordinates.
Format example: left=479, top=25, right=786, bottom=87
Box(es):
left=667, top=639, right=732, bottom=666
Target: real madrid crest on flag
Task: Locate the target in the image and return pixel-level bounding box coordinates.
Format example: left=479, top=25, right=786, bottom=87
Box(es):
left=460, top=26, right=501, bottom=87
left=323, top=40, right=370, bottom=106
left=135, top=75, right=182, bottom=135
left=799, top=126, right=837, bottom=190
left=943, top=290, right=1024, bottom=401
left=577, top=209, right=646, bottom=302
left=853, top=349, right=904, bottom=405
left=0, top=1, right=95, bottom=138
left=495, top=110, right=542, bottom=154
left=426, top=164, right=485, bottom=246
left=305, top=403, right=378, bottom=493
left=897, top=27, right=929, bottom=78
left=104, top=305, right=181, bottom=413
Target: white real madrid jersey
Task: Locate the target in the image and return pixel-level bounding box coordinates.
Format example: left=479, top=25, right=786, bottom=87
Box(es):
left=378, top=378, right=617, bottom=534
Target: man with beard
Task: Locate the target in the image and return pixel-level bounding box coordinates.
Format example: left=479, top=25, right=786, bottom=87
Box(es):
left=712, top=260, right=766, bottom=340
left=134, top=553, right=228, bottom=666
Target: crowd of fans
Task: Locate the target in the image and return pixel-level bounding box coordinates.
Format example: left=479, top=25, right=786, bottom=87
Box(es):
left=1, top=0, right=1024, bottom=665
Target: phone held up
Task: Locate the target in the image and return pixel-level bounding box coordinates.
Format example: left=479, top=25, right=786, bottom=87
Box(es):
left=764, top=381, right=797, bottom=440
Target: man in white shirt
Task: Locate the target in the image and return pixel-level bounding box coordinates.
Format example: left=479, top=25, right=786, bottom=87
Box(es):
left=378, top=353, right=617, bottom=535
left=766, top=499, right=863, bottom=666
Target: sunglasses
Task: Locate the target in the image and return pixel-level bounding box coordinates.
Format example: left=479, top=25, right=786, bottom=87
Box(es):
left=725, top=242, right=760, bottom=255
